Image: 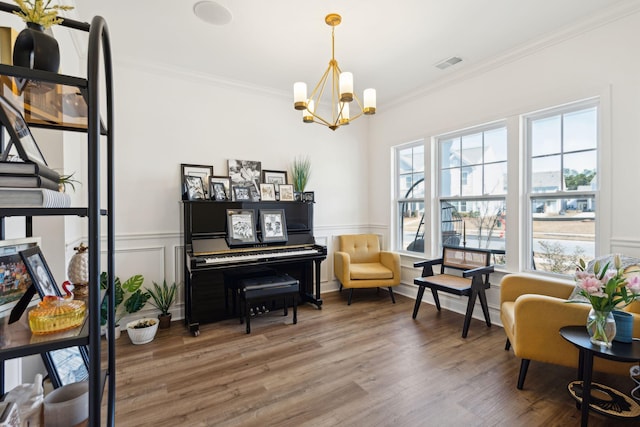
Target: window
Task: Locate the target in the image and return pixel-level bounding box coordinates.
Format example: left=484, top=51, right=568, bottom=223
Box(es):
left=395, top=142, right=424, bottom=253
left=525, top=100, right=598, bottom=275
left=438, top=124, right=507, bottom=264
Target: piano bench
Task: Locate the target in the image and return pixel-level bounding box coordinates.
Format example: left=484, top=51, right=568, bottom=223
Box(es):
left=239, top=274, right=300, bottom=334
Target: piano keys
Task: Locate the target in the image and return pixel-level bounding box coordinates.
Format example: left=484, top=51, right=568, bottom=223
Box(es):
left=182, top=200, right=327, bottom=336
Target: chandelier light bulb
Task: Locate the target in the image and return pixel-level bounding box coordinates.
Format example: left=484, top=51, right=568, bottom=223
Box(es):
left=294, top=82, right=308, bottom=110
left=363, top=88, right=376, bottom=115
left=303, top=100, right=315, bottom=123
left=339, top=102, right=350, bottom=125
left=339, top=72, right=353, bottom=102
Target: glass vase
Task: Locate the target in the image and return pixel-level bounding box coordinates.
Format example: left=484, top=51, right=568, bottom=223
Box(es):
left=586, top=308, right=616, bottom=347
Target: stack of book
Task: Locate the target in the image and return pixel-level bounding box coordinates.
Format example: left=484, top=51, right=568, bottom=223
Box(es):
left=0, top=160, right=71, bottom=208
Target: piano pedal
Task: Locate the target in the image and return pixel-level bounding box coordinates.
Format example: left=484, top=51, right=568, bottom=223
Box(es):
left=262, top=305, right=269, bottom=314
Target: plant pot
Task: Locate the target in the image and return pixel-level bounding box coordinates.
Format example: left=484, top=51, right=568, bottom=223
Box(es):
left=105, top=324, right=121, bottom=340
left=126, top=318, right=158, bottom=345
left=158, top=313, right=172, bottom=329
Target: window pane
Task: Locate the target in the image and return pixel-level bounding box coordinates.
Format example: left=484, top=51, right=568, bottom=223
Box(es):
left=531, top=115, right=561, bottom=157
left=484, top=162, right=507, bottom=195
left=412, top=145, right=424, bottom=172
left=564, top=151, right=597, bottom=191
left=410, top=173, right=425, bottom=198
left=440, top=168, right=458, bottom=197
left=400, top=201, right=425, bottom=253
left=440, top=138, right=459, bottom=169
left=531, top=155, right=561, bottom=193
left=461, top=133, right=483, bottom=167
left=564, top=107, right=597, bottom=152
left=461, top=166, right=476, bottom=196
left=531, top=196, right=595, bottom=273
left=399, top=147, right=413, bottom=174
left=484, top=128, right=507, bottom=162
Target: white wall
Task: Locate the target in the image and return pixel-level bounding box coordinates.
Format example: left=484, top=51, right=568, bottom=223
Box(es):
left=368, top=10, right=640, bottom=322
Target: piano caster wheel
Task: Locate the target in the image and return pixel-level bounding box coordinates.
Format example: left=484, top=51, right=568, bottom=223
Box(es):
left=193, top=330, right=200, bottom=337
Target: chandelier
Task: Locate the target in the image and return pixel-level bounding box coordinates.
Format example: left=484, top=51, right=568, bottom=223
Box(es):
left=293, top=13, right=376, bottom=131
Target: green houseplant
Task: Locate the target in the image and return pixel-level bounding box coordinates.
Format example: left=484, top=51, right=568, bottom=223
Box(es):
left=146, top=280, right=177, bottom=329
left=100, top=272, right=150, bottom=338
left=290, top=156, right=311, bottom=193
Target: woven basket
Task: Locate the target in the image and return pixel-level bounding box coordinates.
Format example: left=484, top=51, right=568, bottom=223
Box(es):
left=126, top=318, right=158, bottom=345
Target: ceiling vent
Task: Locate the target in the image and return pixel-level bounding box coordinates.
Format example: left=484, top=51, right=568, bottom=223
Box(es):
left=435, top=56, right=462, bottom=70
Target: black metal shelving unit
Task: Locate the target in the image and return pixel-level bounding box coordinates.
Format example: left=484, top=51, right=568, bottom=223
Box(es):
left=0, top=3, right=115, bottom=426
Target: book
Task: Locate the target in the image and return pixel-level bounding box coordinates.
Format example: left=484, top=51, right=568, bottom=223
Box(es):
left=0, top=174, right=59, bottom=191
left=0, top=188, right=71, bottom=208
left=0, top=26, right=17, bottom=66
left=0, top=160, right=60, bottom=182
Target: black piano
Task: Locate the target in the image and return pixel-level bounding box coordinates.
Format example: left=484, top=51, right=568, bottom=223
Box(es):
left=182, top=200, right=327, bottom=335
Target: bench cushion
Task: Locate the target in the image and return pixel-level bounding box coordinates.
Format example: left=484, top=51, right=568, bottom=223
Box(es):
left=350, top=263, right=394, bottom=280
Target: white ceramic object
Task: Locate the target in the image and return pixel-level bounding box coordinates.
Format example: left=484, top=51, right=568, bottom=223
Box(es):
left=126, top=318, right=159, bottom=344
left=43, top=381, right=88, bottom=427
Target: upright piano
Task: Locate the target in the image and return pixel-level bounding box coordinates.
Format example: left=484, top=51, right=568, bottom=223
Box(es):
left=182, top=200, right=327, bottom=335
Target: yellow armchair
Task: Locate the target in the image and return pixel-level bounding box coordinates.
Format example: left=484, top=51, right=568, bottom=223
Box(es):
left=334, top=234, right=401, bottom=305
left=500, top=273, right=640, bottom=389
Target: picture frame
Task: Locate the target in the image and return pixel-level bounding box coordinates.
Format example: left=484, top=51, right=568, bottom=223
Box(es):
left=0, top=94, right=48, bottom=167
left=262, top=170, right=287, bottom=193
left=19, top=246, right=60, bottom=298
left=260, top=183, right=276, bottom=201
left=232, top=185, right=252, bottom=201
left=180, top=163, right=213, bottom=200
left=0, top=237, right=41, bottom=319
left=210, top=181, right=227, bottom=201
left=184, top=175, right=206, bottom=200
left=209, top=175, right=231, bottom=200
left=259, top=209, right=288, bottom=243
left=41, top=346, right=89, bottom=388
left=303, top=191, right=315, bottom=202
left=226, top=209, right=258, bottom=246
left=279, top=184, right=295, bottom=201
left=228, top=159, right=261, bottom=200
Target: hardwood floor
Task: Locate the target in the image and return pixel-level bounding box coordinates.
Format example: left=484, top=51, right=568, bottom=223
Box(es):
left=104, top=291, right=636, bottom=426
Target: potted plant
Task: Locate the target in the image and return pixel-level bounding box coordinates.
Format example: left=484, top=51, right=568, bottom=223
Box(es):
left=290, top=156, right=311, bottom=193
left=100, top=272, right=150, bottom=339
left=125, top=317, right=159, bottom=345
left=58, top=171, right=80, bottom=193
left=146, top=280, right=177, bottom=329
left=12, top=0, right=74, bottom=29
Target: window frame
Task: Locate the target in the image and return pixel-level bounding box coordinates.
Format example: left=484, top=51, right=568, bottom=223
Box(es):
left=394, top=140, right=426, bottom=255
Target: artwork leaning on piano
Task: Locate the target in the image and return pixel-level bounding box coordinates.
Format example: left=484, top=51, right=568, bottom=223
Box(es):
left=226, top=209, right=258, bottom=246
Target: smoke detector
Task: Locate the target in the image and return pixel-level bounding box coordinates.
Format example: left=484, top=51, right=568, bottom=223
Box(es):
left=194, top=1, right=233, bottom=26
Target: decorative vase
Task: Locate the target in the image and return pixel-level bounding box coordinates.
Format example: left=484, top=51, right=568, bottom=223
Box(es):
left=126, top=318, right=159, bottom=345
left=67, top=243, right=89, bottom=300
left=586, top=308, right=616, bottom=347
left=612, top=310, right=634, bottom=343
left=13, top=22, right=60, bottom=72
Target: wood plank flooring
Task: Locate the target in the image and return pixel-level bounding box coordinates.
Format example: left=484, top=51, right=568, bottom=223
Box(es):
left=104, top=290, right=637, bottom=426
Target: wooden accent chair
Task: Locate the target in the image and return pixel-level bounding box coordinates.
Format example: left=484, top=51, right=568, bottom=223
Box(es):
left=413, top=246, right=494, bottom=338
left=334, top=234, right=401, bottom=305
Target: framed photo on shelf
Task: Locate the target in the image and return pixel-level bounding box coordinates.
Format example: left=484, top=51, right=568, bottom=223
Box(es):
left=0, top=94, right=48, bottom=167
left=0, top=237, right=41, bottom=319
left=180, top=163, right=213, bottom=200
left=279, top=184, right=295, bottom=201
left=226, top=209, right=258, bottom=246
left=209, top=176, right=230, bottom=199
left=259, top=209, right=288, bottom=243
left=184, top=175, right=206, bottom=200
left=210, top=181, right=228, bottom=201
left=232, top=185, right=252, bottom=201
left=262, top=170, right=287, bottom=193
left=228, top=159, right=261, bottom=200
left=19, top=246, right=60, bottom=298
left=41, top=346, right=89, bottom=388
left=260, top=183, right=276, bottom=201
left=303, top=191, right=315, bottom=202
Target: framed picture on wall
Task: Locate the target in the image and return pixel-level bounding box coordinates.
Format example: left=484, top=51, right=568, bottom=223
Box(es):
left=259, top=209, right=288, bottom=243
left=226, top=209, right=258, bottom=246
left=19, top=246, right=60, bottom=298
left=180, top=163, right=213, bottom=200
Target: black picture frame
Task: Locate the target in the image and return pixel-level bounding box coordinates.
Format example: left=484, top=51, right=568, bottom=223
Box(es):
left=210, top=181, right=227, bottom=201
left=41, top=346, right=89, bottom=388
left=209, top=175, right=230, bottom=200
left=180, top=163, right=213, bottom=200
left=19, top=246, right=60, bottom=298
left=232, top=185, right=252, bottom=201
left=0, top=94, right=48, bottom=166
left=262, top=170, right=287, bottom=193
left=226, top=209, right=258, bottom=246
left=184, top=175, right=206, bottom=200
left=259, top=209, right=288, bottom=243
left=303, top=191, right=315, bottom=202
left=228, top=159, right=261, bottom=200
left=0, top=237, right=41, bottom=319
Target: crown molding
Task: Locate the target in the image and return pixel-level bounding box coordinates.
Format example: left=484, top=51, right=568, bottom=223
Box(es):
left=387, top=1, right=640, bottom=109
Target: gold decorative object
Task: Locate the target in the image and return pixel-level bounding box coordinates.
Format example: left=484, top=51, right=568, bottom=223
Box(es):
left=293, top=13, right=376, bottom=131
left=28, top=295, right=85, bottom=335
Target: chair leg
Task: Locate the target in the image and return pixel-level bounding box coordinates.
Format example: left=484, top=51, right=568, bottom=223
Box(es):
left=339, top=283, right=343, bottom=292
left=462, top=289, right=478, bottom=338
left=388, top=287, right=396, bottom=304
left=245, top=299, right=251, bottom=334
left=293, top=295, right=297, bottom=324
left=283, top=297, right=288, bottom=316
left=431, top=288, right=441, bottom=311
left=505, top=338, right=511, bottom=351
left=517, top=359, right=531, bottom=390
left=412, top=286, right=426, bottom=319
left=477, top=288, right=491, bottom=327
left=347, top=288, right=354, bottom=305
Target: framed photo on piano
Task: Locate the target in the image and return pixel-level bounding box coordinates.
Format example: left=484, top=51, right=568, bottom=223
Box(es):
left=226, top=209, right=258, bottom=246
left=259, top=209, right=288, bottom=243
left=180, top=163, right=213, bottom=200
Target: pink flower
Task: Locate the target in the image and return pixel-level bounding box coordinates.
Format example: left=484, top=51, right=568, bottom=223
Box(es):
left=627, top=275, right=640, bottom=295
left=578, top=277, right=605, bottom=297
